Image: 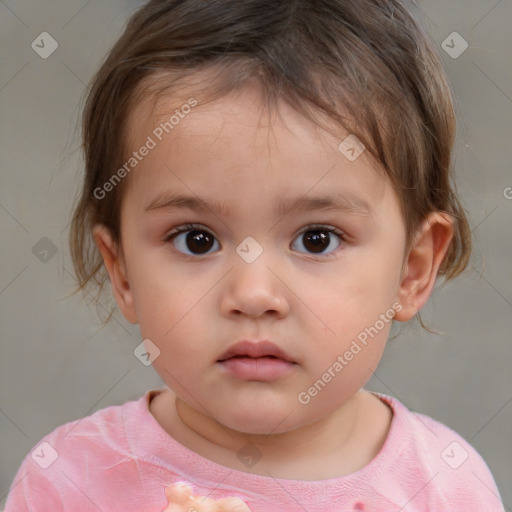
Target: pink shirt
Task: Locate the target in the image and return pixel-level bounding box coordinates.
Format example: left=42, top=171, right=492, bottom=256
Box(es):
left=6, top=389, right=504, bottom=511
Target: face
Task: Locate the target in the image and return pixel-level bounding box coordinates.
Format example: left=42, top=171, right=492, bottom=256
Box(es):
left=109, top=84, right=409, bottom=435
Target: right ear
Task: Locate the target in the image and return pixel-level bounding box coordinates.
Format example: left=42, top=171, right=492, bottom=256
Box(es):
left=92, top=225, right=138, bottom=324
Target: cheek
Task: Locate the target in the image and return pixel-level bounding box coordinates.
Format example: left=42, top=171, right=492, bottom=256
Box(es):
left=303, top=315, right=391, bottom=410
left=317, top=257, right=401, bottom=327
left=126, top=248, right=206, bottom=328
left=305, top=249, right=401, bottom=372
left=128, top=262, right=215, bottom=363
left=350, top=239, right=404, bottom=300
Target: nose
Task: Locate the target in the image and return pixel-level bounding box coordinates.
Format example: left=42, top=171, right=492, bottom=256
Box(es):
left=220, top=250, right=290, bottom=320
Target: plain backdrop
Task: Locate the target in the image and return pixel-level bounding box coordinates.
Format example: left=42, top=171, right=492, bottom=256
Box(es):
left=1, top=0, right=511, bottom=508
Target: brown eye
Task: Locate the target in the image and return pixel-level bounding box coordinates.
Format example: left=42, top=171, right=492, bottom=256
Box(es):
left=292, top=226, right=343, bottom=255
left=303, top=230, right=330, bottom=253
left=185, top=230, right=215, bottom=254
left=170, top=226, right=220, bottom=255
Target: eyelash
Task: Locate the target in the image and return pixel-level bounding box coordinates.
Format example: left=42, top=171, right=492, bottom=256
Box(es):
left=165, top=223, right=346, bottom=257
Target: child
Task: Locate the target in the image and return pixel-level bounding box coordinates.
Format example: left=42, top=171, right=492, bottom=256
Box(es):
left=5, top=0, right=505, bottom=510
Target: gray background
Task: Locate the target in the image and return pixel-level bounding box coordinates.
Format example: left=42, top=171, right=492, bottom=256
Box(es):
left=1, top=0, right=511, bottom=509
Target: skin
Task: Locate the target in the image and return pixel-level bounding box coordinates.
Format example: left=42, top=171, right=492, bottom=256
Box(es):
left=94, top=82, right=453, bottom=485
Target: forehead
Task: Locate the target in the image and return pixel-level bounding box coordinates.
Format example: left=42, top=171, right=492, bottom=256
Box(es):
left=121, top=81, right=393, bottom=215
left=127, top=80, right=334, bottom=150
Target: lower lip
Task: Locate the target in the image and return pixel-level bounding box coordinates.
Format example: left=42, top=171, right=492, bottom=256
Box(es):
left=217, top=356, right=295, bottom=381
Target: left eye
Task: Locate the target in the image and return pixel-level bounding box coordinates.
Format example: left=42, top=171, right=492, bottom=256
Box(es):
left=291, top=226, right=343, bottom=255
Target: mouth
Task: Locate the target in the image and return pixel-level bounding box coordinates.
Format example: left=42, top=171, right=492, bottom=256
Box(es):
left=217, top=340, right=295, bottom=363
left=217, top=340, right=296, bottom=381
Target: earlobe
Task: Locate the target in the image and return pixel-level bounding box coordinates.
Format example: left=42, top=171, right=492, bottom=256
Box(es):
left=92, top=225, right=138, bottom=324
left=394, top=212, right=454, bottom=322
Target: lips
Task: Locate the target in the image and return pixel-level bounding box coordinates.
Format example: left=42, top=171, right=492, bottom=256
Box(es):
left=217, top=340, right=295, bottom=363
left=217, top=340, right=296, bottom=381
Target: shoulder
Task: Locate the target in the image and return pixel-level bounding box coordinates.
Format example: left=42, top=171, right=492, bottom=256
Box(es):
left=40, top=390, right=144, bottom=453
left=16, top=391, right=145, bottom=470
left=4, top=391, right=155, bottom=511
left=374, top=393, right=505, bottom=511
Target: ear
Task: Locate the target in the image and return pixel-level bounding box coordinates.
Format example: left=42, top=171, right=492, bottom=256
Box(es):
left=394, top=212, right=454, bottom=322
left=92, top=224, right=138, bottom=324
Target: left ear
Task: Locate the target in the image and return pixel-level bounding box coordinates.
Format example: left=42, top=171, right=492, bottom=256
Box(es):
left=394, top=212, right=454, bottom=322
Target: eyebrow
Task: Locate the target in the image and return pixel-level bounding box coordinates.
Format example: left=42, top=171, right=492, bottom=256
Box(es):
left=144, top=192, right=374, bottom=217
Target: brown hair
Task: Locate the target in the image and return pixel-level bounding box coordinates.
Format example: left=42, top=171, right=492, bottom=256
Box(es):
left=70, top=0, right=471, bottom=318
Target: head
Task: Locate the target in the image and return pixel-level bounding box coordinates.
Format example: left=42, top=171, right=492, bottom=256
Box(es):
left=70, top=0, right=470, bottom=434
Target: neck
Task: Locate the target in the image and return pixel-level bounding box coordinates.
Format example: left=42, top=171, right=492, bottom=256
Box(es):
left=150, top=387, right=392, bottom=480
left=176, top=393, right=360, bottom=451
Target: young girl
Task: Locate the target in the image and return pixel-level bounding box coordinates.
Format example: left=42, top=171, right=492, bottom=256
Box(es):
left=5, top=0, right=505, bottom=510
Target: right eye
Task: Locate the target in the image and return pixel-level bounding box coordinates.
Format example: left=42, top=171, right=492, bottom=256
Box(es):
left=166, top=224, right=220, bottom=256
